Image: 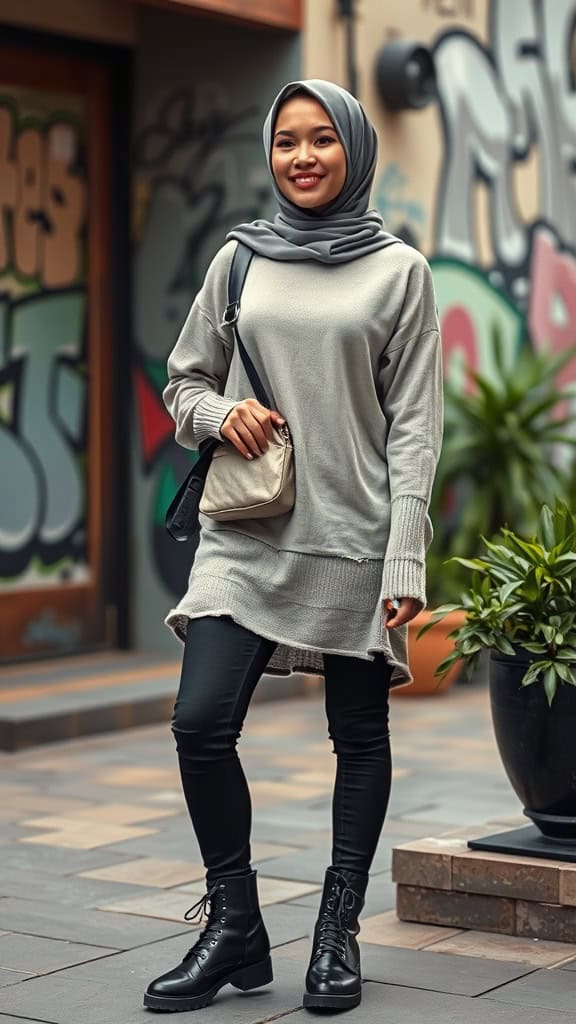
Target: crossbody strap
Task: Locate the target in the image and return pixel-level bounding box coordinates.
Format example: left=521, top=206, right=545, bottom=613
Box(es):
left=221, top=241, right=272, bottom=410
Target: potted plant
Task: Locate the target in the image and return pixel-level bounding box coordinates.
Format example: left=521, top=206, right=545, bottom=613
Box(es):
left=400, top=334, right=576, bottom=698
left=425, top=502, right=576, bottom=840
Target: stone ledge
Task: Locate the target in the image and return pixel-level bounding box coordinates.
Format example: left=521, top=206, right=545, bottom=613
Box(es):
left=397, top=884, right=516, bottom=934
left=0, top=663, right=322, bottom=752
left=393, top=824, right=576, bottom=944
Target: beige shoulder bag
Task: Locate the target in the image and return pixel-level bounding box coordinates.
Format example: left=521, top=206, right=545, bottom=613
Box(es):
left=198, top=242, right=295, bottom=523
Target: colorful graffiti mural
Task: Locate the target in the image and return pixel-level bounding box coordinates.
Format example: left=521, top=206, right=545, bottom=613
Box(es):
left=133, top=86, right=267, bottom=596
left=0, top=94, right=88, bottom=588
left=430, top=0, right=576, bottom=386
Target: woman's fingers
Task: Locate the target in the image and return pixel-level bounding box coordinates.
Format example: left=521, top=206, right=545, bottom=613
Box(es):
left=236, top=408, right=270, bottom=454
left=221, top=400, right=286, bottom=459
left=384, top=597, right=422, bottom=629
left=226, top=427, right=256, bottom=461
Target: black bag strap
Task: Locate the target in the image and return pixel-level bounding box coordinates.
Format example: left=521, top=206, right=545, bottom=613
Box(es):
left=221, top=242, right=272, bottom=409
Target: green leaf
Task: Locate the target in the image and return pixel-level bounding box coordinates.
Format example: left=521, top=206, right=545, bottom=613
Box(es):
left=544, top=667, right=558, bottom=706
left=555, top=648, right=576, bottom=661
left=434, top=650, right=463, bottom=678
left=499, top=581, right=522, bottom=602
left=452, top=558, right=490, bottom=573
left=491, top=635, right=516, bottom=655
left=539, top=505, right=556, bottom=549
left=522, top=661, right=545, bottom=686
left=553, top=662, right=575, bottom=685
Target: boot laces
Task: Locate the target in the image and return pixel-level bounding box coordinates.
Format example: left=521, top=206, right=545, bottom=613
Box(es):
left=183, top=883, right=227, bottom=963
left=315, top=883, right=356, bottom=960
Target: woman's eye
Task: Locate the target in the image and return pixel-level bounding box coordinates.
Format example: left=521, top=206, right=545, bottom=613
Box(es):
left=317, top=136, right=336, bottom=146
left=276, top=139, right=293, bottom=148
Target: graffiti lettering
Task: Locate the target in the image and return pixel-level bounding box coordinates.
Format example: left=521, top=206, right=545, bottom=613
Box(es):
left=434, top=0, right=576, bottom=270
left=0, top=95, right=88, bottom=591
left=0, top=289, right=88, bottom=582
left=0, top=104, right=86, bottom=287
left=529, top=228, right=576, bottom=388
left=429, top=1, right=576, bottom=475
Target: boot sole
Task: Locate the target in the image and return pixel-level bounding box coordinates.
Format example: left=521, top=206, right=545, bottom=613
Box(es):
left=303, top=989, right=361, bottom=1011
left=143, top=956, right=273, bottom=1012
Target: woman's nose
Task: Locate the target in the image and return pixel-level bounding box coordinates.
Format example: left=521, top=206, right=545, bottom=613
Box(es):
left=294, top=145, right=316, bottom=166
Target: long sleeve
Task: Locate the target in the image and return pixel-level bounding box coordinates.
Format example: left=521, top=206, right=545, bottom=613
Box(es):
left=379, top=255, right=443, bottom=605
left=163, top=242, right=241, bottom=448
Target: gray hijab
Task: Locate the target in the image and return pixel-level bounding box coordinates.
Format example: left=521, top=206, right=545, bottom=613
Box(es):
left=227, top=79, right=400, bottom=264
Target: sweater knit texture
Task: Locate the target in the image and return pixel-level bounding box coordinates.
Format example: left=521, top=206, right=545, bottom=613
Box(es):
left=164, top=240, right=443, bottom=686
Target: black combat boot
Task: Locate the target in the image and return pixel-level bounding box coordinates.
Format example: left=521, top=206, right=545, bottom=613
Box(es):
left=144, top=870, right=272, bottom=1012
left=303, top=867, right=368, bottom=1011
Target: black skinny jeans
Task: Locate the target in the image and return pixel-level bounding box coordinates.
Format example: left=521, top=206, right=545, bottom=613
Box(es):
left=172, top=616, right=393, bottom=884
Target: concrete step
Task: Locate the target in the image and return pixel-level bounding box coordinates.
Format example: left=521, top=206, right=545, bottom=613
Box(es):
left=0, top=651, right=320, bottom=751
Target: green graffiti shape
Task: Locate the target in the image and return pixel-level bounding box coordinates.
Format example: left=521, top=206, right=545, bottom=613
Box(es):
left=430, top=259, right=524, bottom=388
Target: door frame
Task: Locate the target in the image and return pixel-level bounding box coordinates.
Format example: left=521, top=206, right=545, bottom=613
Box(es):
left=0, top=26, right=132, bottom=657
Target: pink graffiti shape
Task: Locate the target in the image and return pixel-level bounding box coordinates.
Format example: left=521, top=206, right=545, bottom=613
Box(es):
left=134, top=367, right=174, bottom=467
left=529, top=229, right=576, bottom=392
left=441, top=305, right=478, bottom=393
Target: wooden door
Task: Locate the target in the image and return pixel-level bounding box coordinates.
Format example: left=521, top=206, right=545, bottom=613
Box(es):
left=0, top=46, right=115, bottom=660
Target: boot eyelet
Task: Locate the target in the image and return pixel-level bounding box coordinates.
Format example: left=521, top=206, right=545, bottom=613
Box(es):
left=219, top=883, right=225, bottom=889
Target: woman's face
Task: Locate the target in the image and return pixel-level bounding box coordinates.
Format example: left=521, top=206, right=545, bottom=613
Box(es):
left=271, top=95, right=347, bottom=212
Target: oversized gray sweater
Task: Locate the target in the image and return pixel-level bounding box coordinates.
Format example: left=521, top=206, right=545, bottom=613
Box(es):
left=164, top=240, right=443, bottom=686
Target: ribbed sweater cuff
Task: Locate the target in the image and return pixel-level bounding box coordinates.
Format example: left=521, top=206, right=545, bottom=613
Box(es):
left=382, top=558, right=426, bottom=607
left=382, top=494, right=429, bottom=605
left=386, top=494, right=428, bottom=561
left=192, top=393, right=240, bottom=444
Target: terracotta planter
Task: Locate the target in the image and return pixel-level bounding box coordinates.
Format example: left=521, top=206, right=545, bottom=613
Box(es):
left=392, top=609, right=464, bottom=697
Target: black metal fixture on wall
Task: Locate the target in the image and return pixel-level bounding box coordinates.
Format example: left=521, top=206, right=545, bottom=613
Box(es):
left=336, top=0, right=359, bottom=97
left=375, top=40, right=437, bottom=111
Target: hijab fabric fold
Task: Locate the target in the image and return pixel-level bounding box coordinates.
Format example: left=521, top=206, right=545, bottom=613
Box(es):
left=227, top=79, right=400, bottom=264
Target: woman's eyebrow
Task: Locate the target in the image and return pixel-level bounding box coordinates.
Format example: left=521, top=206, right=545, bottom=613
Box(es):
left=274, top=125, right=336, bottom=137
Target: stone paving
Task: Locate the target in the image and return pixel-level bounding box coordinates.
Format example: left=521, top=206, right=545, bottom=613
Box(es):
left=0, top=679, right=574, bottom=1022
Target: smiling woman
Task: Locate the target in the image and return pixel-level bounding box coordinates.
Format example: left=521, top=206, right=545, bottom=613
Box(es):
left=150, top=78, right=443, bottom=1017
left=271, top=95, right=347, bottom=210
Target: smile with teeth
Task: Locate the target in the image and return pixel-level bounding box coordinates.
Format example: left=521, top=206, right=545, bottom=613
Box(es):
left=291, top=174, right=324, bottom=188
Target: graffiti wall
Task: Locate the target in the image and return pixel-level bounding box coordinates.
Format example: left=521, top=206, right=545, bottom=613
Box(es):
left=131, top=9, right=300, bottom=650
left=0, top=89, right=88, bottom=591
left=432, top=0, right=576, bottom=385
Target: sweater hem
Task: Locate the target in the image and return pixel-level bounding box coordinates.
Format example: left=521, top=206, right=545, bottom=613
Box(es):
left=165, top=607, right=375, bottom=663
left=165, top=569, right=413, bottom=687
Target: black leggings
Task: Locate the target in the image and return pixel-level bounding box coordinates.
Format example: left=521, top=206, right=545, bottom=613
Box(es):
left=172, top=616, right=393, bottom=884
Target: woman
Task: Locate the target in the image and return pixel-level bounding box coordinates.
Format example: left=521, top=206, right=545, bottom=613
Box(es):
left=144, top=79, right=442, bottom=1014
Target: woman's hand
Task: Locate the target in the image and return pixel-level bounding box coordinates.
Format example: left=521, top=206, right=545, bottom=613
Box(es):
left=220, top=398, right=286, bottom=460
left=384, top=597, right=422, bottom=629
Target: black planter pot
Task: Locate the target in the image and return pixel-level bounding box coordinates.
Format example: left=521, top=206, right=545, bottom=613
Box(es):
left=490, top=650, right=576, bottom=841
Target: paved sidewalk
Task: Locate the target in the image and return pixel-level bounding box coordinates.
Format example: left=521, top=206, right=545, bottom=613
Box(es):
left=0, top=680, right=574, bottom=1023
